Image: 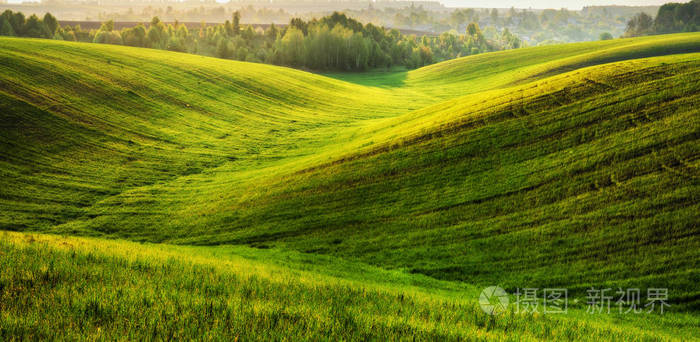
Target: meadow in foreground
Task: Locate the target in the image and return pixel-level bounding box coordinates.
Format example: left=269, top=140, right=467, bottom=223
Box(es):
left=2, top=231, right=698, bottom=341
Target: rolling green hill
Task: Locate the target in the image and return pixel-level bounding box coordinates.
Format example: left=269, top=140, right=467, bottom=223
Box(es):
left=1, top=33, right=699, bottom=339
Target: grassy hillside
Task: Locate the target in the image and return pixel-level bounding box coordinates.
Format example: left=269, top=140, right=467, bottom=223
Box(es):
left=2, top=231, right=698, bottom=341
left=1, top=33, right=699, bottom=338
left=170, top=52, right=700, bottom=307
left=0, top=37, right=433, bottom=231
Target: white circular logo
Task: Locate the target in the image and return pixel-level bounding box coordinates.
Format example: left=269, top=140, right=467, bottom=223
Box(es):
left=479, top=286, right=509, bottom=316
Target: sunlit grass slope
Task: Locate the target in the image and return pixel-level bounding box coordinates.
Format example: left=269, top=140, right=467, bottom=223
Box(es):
left=2, top=231, right=698, bottom=341
left=0, top=37, right=434, bottom=231
left=405, top=33, right=700, bottom=98
left=248, top=53, right=700, bottom=304
left=1, top=33, right=699, bottom=313
left=158, top=52, right=700, bottom=308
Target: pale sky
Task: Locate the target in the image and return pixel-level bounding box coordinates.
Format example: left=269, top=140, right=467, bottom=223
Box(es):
left=441, top=0, right=682, bottom=9
left=4, top=0, right=685, bottom=10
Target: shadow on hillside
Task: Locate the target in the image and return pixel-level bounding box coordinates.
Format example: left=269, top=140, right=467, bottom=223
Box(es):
left=320, top=68, right=409, bottom=88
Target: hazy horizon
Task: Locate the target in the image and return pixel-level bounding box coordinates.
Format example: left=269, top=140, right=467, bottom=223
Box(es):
left=3, top=0, right=688, bottom=10
left=442, top=0, right=681, bottom=9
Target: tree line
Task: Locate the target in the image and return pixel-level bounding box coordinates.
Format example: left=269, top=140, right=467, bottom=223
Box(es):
left=624, top=0, right=698, bottom=37
left=0, top=10, right=522, bottom=71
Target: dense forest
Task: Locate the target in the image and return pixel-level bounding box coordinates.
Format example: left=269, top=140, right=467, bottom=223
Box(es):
left=87, top=4, right=657, bottom=45
left=2, top=0, right=696, bottom=71
left=0, top=10, right=521, bottom=71
left=625, top=0, right=699, bottom=37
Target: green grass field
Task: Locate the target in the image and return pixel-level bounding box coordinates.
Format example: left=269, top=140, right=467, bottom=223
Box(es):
left=1, top=33, right=699, bottom=340
left=2, top=232, right=698, bottom=341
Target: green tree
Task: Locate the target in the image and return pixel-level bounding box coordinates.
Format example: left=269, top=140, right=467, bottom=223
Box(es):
left=266, top=23, right=279, bottom=42
left=599, top=32, right=613, bottom=40
left=123, top=24, right=147, bottom=47
left=167, top=37, right=187, bottom=52
left=625, top=12, right=654, bottom=37
left=93, top=19, right=122, bottom=45
left=349, top=32, right=370, bottom=70
left=147, top=17, right=167, bottom=48
left=72, top=25, right=91, bottom=42
left=224, top=20, right=233, bottom=36
left=232, top=11, right=241, bottom=36
left=466, top=22, right=485, bottom=46
left=242, top=26, right=255, bottom=41
left=501, top=28, right=522, bottom=49
left=93, top=30, right=122, bottom=45
left=43, top=13, right=58, bottom=36
left=24, top=14, right=49, bottom=38
left=417, top=45, right=433, bottom=66
left=654, top=0, right=699, bottom=33
left=279, top=27, right=305, bottom=66
left=216, top=38, right=233, bottom=59
left=62, top=29, right=76, bottom=41
left=0, top=16, right=15, bottom=36
left=99, top=20, right=115, bottom=32
left=10, top=11, right=25, bottom=36
left=289, top=18, right=308, bottom=35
